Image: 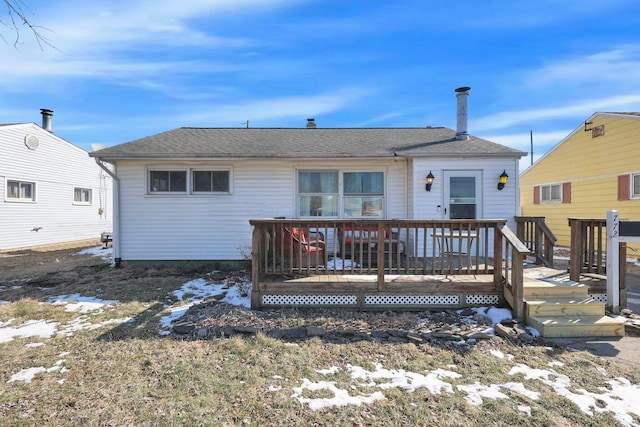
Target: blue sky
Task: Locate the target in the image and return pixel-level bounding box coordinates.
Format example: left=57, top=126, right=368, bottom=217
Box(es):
left=1, top=0, right=639, bottom=171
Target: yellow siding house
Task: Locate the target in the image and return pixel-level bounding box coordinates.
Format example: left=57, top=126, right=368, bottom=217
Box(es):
left=520, top=112, right=640, bottom=249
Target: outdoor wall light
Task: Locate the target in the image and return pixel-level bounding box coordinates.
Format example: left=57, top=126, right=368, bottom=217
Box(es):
left=498, top=170, right=509, bottom=190
left=425, top=171, right=435, bottom=191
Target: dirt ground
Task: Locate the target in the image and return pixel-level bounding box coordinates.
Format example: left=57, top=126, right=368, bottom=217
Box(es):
left=0, top=247, right=216, bottom=304
left=1, top=245, right=639, bottom=313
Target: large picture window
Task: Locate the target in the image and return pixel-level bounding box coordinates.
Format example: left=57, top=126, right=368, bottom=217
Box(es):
left=6, top=180, right=36, bottom=202
left=540, top=184, right=561, bottom=203
left=298, top=170, right=384, bottom=217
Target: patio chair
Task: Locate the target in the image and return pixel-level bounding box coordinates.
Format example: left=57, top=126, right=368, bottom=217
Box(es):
left=274, top=226, right=326, bottom=268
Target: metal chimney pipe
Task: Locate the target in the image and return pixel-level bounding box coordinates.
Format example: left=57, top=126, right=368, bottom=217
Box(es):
left=40, top=109, right=54, bottom=132
left=306, top=118, right=316, bottom=129
left=454, top=87, right=470, bottom=140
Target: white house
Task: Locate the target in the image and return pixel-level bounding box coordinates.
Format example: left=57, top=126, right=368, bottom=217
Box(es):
left=1, top=110, right=113, bottom=251
left=90, top=88, right=525, bottom=266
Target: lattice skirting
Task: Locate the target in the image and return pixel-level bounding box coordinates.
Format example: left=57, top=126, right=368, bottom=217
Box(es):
left=260, top=293, right=500, bottom=308
left=590, top=293, right=607, bottom=303
left=261, top=295, right=358, bottom=306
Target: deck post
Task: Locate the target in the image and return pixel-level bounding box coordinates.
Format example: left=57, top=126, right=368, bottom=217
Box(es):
left=251, top=225, right=262, bottom=310
left=568, top=219, right=583, bottom=281
left=619, top=242, right=627, bottom=309
left=493, top=227, right=503, bottom=292
left=511, top=251, right=524, bottom=320
left=377, top=223, right=385, bottom=291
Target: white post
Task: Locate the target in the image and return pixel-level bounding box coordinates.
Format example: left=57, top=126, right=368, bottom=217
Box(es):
left=606, top=210, right=620, bottom=314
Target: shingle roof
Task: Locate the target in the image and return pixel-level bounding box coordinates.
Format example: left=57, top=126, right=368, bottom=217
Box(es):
left=90, top=127, right=526, bottom=160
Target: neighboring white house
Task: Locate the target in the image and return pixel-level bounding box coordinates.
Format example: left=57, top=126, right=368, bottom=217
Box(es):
left=0, top=110, right=113, bottom=251
left=91, top=88, right=526, bottom=266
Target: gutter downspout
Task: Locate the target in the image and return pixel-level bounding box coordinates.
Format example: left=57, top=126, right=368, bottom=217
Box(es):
left=94, top=157, right=121, bottom=267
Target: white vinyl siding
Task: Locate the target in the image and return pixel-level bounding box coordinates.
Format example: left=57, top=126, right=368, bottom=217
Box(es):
left=0, top=123, right=113, bottom=250
left=116, top=159, right=407, bottom=261
left=412, top=157, right=520, bottom=257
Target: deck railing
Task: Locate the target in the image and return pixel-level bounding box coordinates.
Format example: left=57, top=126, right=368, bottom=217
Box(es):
left=498, top=224, right=531, bottom=320
left=250, top=219, right=529, bottom=314
left=515, top=216, right=556, bottom=268
left=568, top=218, right=606, bottom=281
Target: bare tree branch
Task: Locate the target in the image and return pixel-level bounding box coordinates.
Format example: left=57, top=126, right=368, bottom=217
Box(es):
left=1, top=0, right=56, bottom=50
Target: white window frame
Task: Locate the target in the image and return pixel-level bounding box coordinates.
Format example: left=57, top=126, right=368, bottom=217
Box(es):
left=73, top=187, right=93, bottom=205
left=191, top=168, right=232, bottom=194
left=632, top=173, right=640, bottom=199
left=540, top=183, right=562, bottom=203
left=296, top=169, right=385, bottom=218
left=146, top=167, right=233, bottom=195
left=147, top=169, right=189, bottom=194
left=5, top=179, right=37, bottom=203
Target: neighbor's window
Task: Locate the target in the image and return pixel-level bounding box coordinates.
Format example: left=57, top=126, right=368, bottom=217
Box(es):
left=540, top=183, right=561, bottom=203
left=192, top=170, right=230, bottom=193
left=298, top=171, right=339, bottom=216
left=343, top=172, right=384, bottom=218
left=74, top=187, right=92, bottom=204
left=6, top=180, right=36, bottom=202
left=149, top=171, right=187, bottom=193
left=633, top=174, right=640, bottom=198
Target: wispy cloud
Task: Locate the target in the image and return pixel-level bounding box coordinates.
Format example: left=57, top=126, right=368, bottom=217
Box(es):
left=526, top=45, right=640, bottom=88
left=172, top=88, right=370, bottom=126
left=472, top=94, right=640, bottom=132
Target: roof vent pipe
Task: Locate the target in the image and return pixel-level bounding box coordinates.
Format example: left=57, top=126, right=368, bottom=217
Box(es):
left=454, top=87, right=470, bottom=140
left=40, top=109, right=53, bottom=132
left=306, top=118, right=316, bottom=129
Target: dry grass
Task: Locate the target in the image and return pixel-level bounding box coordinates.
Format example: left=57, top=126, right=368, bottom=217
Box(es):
left=0, top=249, right=639, bottom=426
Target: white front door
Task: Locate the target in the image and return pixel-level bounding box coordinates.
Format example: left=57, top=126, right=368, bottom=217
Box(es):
left=443, top=171, right=482, bottom=219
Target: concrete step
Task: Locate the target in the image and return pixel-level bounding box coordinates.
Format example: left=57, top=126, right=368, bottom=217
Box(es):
left=523, top=279, right=589, bottom=298
left=525, top=297, right=605, bottom=317
left=528, top=315, right=626, bottom=338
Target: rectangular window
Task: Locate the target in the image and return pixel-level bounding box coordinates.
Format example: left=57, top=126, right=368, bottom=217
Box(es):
left=6, top=180, right=36, bottom=202
left=74, top=187, right=92, bottom=204
left=343, top=172, right=384, bottom=218
left=192, top=170, right=230, bottom=193
left=540, top=183, right=561, bottom=203
left=633, top=174, right=640, bottom=198
left=298, top=171, right=384, bottom=217
left=149, top=171, right=187, bottom=193
left=298, top=171, right=339, bottom=216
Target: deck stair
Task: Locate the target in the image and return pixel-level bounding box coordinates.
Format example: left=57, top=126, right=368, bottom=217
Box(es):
left=523, top=278, right=625, bottom=338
